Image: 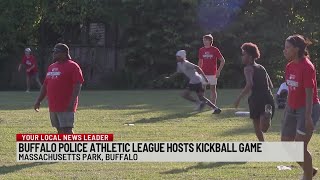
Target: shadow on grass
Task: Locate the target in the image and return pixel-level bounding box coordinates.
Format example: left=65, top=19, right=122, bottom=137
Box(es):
left=218, top=111, right=283, bottom=137
left=77, top=104, right=152, bottom=111
left=0, top=162, right=56, bottom=175
left=161, top=162, right=247, bottom=174
left=129, top=111, right=199, bottom=124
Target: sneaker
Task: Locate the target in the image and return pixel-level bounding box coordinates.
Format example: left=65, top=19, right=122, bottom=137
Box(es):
left=264, top=104, right=272, bottom=119
left=212, top=108, right=222, bottom=114
left=26, top=90, right=30, bottom=93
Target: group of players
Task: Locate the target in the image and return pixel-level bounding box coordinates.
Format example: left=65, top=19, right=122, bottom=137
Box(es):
left=18, top=34, right=319, bottom=179
left=167, top=34, right=319, bottom=180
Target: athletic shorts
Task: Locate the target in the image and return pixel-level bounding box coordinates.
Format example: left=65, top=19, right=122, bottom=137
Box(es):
left=50, top=112, right=75, bottom=128
left=203, top=75, right=217, bottom=86
left=27, top=72, right=39, bottom=78
left=187, top=83, right=204, bottom=93
left=281, top=103, right=320, bottom=136
left=248, top=93, right=275, bottom=120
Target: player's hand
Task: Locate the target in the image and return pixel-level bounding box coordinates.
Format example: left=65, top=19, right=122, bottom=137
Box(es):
left=234, top=98, right=241, bottom=109
left=26, top=68, right=31, bottom=73
left=216, top=70, right=221, bottom=78
left=34, top=101, right=41, bottom=112
left=305, top=116, right=314, bottom=134
left=205, top=78, right=209, bottom=83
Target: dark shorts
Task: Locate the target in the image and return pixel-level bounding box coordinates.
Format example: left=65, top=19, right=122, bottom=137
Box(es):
left=50, top=112, right=75, bottom=128
left=27, top=72, right=39, bottom=78
left=187, top=83, right=204, bottom=93
left=281, top=103, right=320, bottom=136
left=248, top=93, right=275, bottom=120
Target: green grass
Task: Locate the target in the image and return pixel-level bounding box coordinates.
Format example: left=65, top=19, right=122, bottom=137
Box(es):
left=1, top=90, right=320, bottom=180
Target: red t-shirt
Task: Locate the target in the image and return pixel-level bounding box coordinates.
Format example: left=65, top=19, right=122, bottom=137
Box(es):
left=44, top=60, right=84, bottom=112
left=285, top=57, right=319, bottom=109
left=22, top=55, right=38, bottom=74
left=198, top=46, right=223, bottom=75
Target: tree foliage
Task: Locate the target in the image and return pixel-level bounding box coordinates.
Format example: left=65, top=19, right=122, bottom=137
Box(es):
left=0, top=0, right=320, bottom=89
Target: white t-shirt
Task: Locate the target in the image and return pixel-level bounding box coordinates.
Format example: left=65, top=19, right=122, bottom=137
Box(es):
left=277, top=82, right=288, bottom=95
left=177, top=60, right=202, bottom=84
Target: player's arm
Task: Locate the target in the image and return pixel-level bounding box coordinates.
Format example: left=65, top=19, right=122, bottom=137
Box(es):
left=18, top=64, right=24, bottom=71
left=305, top=88, right=313, bottom=133
left=266, top=73, right=273, bottom=89
left=34, top=85, right=47, bottom=112
left=67, top=82, right=82, bottom=111
left=198, top=58, right=203, bottom=67
left=165, top=72, right=180, bottom=79
left=303, top=66, right=315, bottom=134
left=67, top=65, right=84, bottom=111
left=27, top=64, right=35, bottom=72
left=217, top=57, right=225, bottom=76
left=234, top=66, right=253, bottom=108
left=195, top=65, right=209, bottom=83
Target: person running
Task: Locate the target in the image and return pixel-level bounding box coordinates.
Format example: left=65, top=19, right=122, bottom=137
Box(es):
left=34, top=43, right=84, bottom=134
left=18, top=48, right=42, bottom=92
left=281, top=34, right=319, bottom=180
left=167, top=50, right=221, bottom=114
left=276, top=81, right=288, bottom=109
left=198, top=34, right=225, bottom=104
left=234, top=42, right=275, bottom=141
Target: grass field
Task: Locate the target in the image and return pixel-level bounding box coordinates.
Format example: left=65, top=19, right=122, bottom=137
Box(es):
left=1, top=90, right=320, bottom=180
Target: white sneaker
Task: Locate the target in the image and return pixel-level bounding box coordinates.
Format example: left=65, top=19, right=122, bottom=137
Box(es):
left=26, top=90, right=30, bottom=93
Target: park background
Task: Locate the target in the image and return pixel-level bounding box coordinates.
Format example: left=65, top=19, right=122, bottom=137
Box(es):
left=1, top=0, right=319, bottom=90
left=2, top=1, right=320, bottom=179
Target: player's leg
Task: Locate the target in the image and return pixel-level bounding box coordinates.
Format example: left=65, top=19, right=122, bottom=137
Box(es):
left=26, top=74, right=31, bottom=92
left=50, top=112, right=62, bottom=134
left=295, top=104, right=320, bottom=179
left=60, top=128, right=74, bottom=134
left=260, top=98, right=275, bottom=133
left=210, top=85, right=217, bottom=105
left=249, top=97, right=265, bottom=141
left=252, top=119, right=264, bottom=141
left=196, top=85, right=220, bottom=113
left=205, top=75, right=217, bottom=104
left=181, top=86, right=197, bottom=103
left=56, top=112, right=75, bottom=134
left=34, top=73, right=42, bottom=88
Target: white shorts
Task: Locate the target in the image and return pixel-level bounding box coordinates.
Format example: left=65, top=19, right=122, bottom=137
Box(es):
left=203, top=75, right=217, bottom=85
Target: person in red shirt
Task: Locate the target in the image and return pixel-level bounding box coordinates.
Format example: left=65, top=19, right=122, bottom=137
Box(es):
left=198, top=34, right=225, bottom=104
left=18, top=48, right=42, bottom=92
left=282, top=34, right=319, bottom=180
left=34, top=43, right=84, bottom=134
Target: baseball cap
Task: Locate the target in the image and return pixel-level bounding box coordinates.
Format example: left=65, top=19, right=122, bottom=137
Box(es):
left=25, top=48, right=31, bottom=52
left=176, top=50, right=186, bottom=59
left=52, top=43, right=71, bottom=59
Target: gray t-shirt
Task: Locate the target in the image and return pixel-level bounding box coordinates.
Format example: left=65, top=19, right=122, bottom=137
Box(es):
left=177, top=60, right=203, bottom=84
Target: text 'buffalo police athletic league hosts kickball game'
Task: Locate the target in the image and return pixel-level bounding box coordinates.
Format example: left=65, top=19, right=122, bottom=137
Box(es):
left=17, top=134, right=303, bottom=162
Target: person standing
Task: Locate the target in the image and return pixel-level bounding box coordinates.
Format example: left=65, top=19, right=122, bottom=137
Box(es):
left=198, top=34, right=225, bottom=105
left=18, top=48, right=42, bottom=92
left=281, top=34, right=319, bottom=180
left=34, top=43, right=84, bottom=134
